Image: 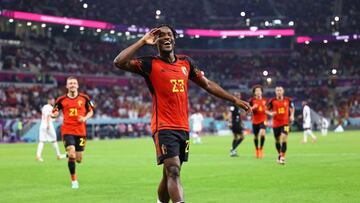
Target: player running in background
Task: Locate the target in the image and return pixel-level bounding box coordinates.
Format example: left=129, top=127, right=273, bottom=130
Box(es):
left=190, top=110, right=204, bottom=144
left=51, top=76, right=94, bottom=189
left=36, top=97, right=66, bottom=162
left=249, top=85, right=267, bottom=158
left=114, top=25, right=251, bottom=203
left=228, top=92, right=245, bottom=157
left=268, top=86, right=294, bottom=165
left=302, top=101, right=317, bottom=143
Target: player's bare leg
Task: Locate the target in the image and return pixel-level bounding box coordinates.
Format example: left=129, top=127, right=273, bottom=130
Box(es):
left=259, top=128, right=266, bottom=158
left=75, top=151, right=83, bottom=163
left=67, top=146, right=79, bottom=188
left=157, top=166, right=170, bottom=203
left=51, top=141, right=65, bottom=160
left=279, top=133, right=288, bottom=164
left=163, top=156, right=184, bottom=203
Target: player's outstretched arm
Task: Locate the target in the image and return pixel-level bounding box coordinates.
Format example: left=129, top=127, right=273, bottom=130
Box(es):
left=193, top=77, right=251, bottom=114
left=113, top=28, right=160, bottom=73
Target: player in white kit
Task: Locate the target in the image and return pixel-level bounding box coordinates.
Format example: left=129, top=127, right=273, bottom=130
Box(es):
left=190, top=111, right=204, bottom=144
left=320, top=117, right=329, bottom=136
left=302, top=101, right=317, bottom=143
left=36, top=98, right=66, bottom=162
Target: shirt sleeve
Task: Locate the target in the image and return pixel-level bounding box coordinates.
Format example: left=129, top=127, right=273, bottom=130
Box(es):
left=130, top=56, right=153, bottom=77
left=53, top=99, right=63, bottom=113
left=187, top=57, right=205, bottom=81
left=85, top=96, right=95, bottom=112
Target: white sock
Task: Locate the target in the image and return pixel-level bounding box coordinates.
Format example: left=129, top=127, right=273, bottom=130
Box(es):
left=308, top=130, right=316, bottom=139
left=36, top=142, right=44, bottom=157
left=303, top=132, right=308, bottom=143
left=196, top=136, right=202, bottom=143
left=52, top=142, right=61, bottom=156
left=157, top=199, right=163, bottom=203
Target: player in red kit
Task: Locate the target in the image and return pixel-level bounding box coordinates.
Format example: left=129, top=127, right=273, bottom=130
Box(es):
left=51, top=76, right=94, bottom=189
left=249, top=85, right=267, bottom=158
left=267, top=86, right=294, bottom=165
left=113, top=25, right=251, bottom=203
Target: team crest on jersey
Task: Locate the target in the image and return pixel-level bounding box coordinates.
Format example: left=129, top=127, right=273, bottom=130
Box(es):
left=78, top=100, right=83, bottom=107
left=181, top=66, right=188, bottom=76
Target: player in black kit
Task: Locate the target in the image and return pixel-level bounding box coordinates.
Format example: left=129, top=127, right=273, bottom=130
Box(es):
left=228, top=92, right=245, bottom=157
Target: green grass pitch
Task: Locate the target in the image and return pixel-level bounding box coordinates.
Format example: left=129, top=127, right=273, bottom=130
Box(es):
left=0, top=131, right=359, bottom=203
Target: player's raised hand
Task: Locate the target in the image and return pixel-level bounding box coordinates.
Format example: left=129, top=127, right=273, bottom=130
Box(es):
left=234, top=99, right=252, bottom=115
left=141, top=28, right=161, bottom=45
left=51, top=111, right=59, bottom=118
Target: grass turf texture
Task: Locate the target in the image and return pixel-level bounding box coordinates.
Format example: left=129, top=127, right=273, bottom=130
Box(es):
left=0, top=131, right=359, bottom=203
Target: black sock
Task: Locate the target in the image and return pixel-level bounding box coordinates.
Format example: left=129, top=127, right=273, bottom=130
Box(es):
left=281, top=142, right=287, bottom=153
left=275, top=142, right=281, bottom=154
left=260, top=136, right=265, bottom=149
left=68, top=158, right=76, bottom=175
left=232, top=140, right=237, bottom=150
left=254, top=138, right=259, bottom=149
left=234, top=138, right=244, bottom=150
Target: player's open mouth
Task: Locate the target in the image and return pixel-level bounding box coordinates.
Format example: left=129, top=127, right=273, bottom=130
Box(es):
left=163, top=41, right=172, bottom=46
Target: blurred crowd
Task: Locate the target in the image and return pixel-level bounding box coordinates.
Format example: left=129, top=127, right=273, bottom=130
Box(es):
left=2, top=0, right=359, bottom=33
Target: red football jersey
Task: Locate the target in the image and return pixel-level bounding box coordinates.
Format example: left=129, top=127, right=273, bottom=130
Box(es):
left=249, top=97, right=267, bottom=124
left=53, top=93, right=93, bottom=136
left=132, top=55, right=204, bottom=134
left=268, top=97, right=294, bottom=128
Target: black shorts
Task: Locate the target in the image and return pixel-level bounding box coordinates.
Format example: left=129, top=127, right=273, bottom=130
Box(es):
left=231, top=124, right=243, bottom=134
left=153, top=130, right=189, bottom=165
left=273, top=125, right=290, bottom=138
left=63, top=134, right=86, bottom=152
left=253, top=122, right=266, bottom=136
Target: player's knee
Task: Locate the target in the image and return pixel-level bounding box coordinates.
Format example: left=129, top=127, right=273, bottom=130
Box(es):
left=166, top=165, right=180, bottom=179
left=67, top=151, right=76, bottom=159
left=76, top=158, right=82, bottom=163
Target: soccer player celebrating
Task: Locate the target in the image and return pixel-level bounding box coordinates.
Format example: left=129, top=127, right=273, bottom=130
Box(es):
left=113, top=25, right=251, bottom=203
left=36, top=97, right=66, bottom=162
left=249, top=85, right=267, bottom=158
left=302, top=101, right=317, bottom=143
left=267, top=86, right=294, bottom=165
left=51, top=76, right=94, bottom=189
left=228, top=92, right=245, bottom=157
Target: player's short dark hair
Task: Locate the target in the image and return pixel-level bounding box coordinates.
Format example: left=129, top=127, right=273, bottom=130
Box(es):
left=156, top=24, right=177, bottom=38
left=66, top=76, right=78, bottom=82
left=252, top=85, right=263, bottom=94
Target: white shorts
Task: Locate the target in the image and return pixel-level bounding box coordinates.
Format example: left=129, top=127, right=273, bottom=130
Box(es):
left=39, top=127, right=57, bottom=142
left=192, top=124, right=202, bottom=133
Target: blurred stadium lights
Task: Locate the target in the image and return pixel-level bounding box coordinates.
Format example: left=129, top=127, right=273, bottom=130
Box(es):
left=264, top=21, right=270, bottom=26
left=331, top=21, right=335, bottom=25
left=334, top=16, right=340, bottom=22
left=110, top=30, right=115, bottom=34
left=258, top=35, right=264, bottom=38
left=83, top=3, right=88, bottom=8
left=323, top=40, right=328, bottom=43
left=344, top=39, right=349, bottom=42
left=9, top=18, right=14, bottom=23
left=79, top=26, right=84, bottom=31
left=331, top=68, right=337, bottom=75
left=273, top=19, right=282, bottom=25
left=155, top=15, right=160, bottom=19
left=179, top=34, right=184, bottom=38
left=125, top=31, right=130, bottom=36
left=238, top=35, right=245, bottom=39
left=221, top=35, right=227, bottom=39
left=305, top=41, right=310, bottom=44
left=27, top=22, right=32, bottom=26
left=195, top=35, right=200, bottom=38
left=250, top=26, right=258, bottom=31
left=156, top=10, right=161, bottom=15
left=240, top=11, right=246, bottom=17
left=117, top=32, right=122, bottom=36
left=288, top=21, right=294, bottom=26
left=41, top=23, right=46, bottom=28
left=263, top=70, right=269, bottom=76
left=65, top=25, right=70, bottom=29
left=266, top=77, right=272, bottom=84
left=275, top=34, right=282, bottom=38
left=96, top=28, right=101, bottom=32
